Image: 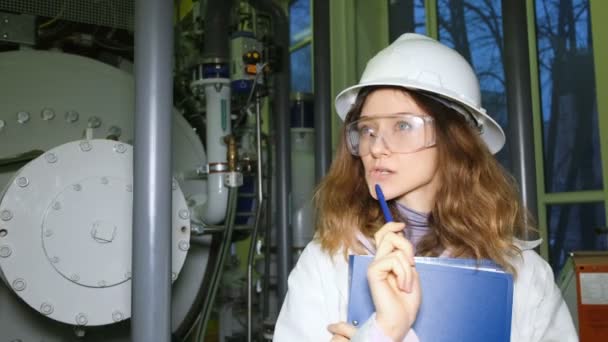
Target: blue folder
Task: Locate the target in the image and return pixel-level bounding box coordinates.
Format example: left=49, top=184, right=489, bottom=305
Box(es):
left=348, top=255, right=513, bottom=341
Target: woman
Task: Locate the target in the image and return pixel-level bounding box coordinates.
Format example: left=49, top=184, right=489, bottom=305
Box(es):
left=273, top=33, right=577, bottom=341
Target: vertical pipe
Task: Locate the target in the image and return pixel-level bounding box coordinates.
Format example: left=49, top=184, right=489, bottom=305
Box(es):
left=388, top=0, right=415, bottom=41
left=202, top=79, right=231, bottom=224
left=202, top=0, right=233, bottom=63
left=195, top=188, right=239, bottom=340
left=132, top=0, right=174, bottom=341
left=502, top=0, right=538, bottom=238
left=199, top=0, right=233, bottom=224
left=246, top=0, right=292, bottom=322
left=272, top=2, right=292, bottom=305
left=247, top=96, right=265, bottom=342
left=251, top=0, right=292, bottom=303
left=262, top=138, right=273, bottom=319
left=313, top=0, right=332, bottom=183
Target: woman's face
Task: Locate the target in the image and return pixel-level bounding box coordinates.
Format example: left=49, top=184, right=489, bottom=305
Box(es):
left=358, top=88, right=440, bottom=213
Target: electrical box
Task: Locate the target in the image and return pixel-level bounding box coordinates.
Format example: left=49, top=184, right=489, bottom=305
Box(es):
left=230, top=31, right=263, bottom=94
left=559, top=252, right=608, bottom=341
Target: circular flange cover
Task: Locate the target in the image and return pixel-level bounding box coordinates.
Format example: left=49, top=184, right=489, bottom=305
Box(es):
left=0, top=139, right=191, bottom=326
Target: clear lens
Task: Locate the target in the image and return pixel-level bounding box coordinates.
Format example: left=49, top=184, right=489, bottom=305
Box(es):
left=345, top=114, right=435, bottom=156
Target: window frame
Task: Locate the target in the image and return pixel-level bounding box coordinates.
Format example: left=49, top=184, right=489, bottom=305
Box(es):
left=424, top=0, right=608, bottom=261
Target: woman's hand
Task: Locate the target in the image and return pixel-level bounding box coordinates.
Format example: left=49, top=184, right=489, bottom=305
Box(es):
left=327, top=322, right=356, bottom=341
left=368, top=222, right=422, bottom=341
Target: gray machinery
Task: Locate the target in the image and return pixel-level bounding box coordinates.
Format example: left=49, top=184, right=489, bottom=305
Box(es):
left=0, top=49, right=213, bottom=341
left=0, top=0, right=303, bottom=341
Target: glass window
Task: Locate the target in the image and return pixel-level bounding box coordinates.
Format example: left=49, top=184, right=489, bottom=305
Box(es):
left=547, top=203, right=607, bottom=276
left=289, top=0, right=311, bottom=45
left=289, top=0, right=312, bottom=93
left=290, top=44, right=312, bottom=93
left=388, top=0, right=427, bottom=41
left=437, top=0, right=510, bottom=170
left=535, top=0, right=602, bottom=193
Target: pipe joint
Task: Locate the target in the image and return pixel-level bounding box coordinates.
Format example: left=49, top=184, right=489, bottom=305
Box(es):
left=224, top=135, right=238, bottom=172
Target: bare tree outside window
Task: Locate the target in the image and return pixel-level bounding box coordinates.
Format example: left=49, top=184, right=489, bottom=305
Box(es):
left=536, top=0, right=604, bottom=273
left=436, top=0, right=605, bottom=274
left=438, top=0, right=509, bottom=170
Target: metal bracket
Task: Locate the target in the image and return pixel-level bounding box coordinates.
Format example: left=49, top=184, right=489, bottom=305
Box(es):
left=224, top=172, right=243, bottom=188
left=0, top=12, right=36, bottom=45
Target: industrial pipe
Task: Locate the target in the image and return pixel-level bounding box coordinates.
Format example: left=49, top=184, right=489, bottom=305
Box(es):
left=199, top=0, right=234, bottom=224
left=246, top=96, right=265, bottom=342
left=502, top=0, right=539, bottom=238
left=201, top=79, right=231, bottom=224
left=313, top=0, right=332, bottom=182
left=249, top=0, right=293, bottom=302
left=202, top=0, right=233, bottom=64
left=132, top=0, right=174, bottom=340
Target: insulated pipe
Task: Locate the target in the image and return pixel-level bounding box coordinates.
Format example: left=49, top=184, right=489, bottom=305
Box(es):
left=249, top=0, right=293, bottom=301
left=313, top=0, right=332, bottom=182
left=502, top=0, right=538, bottom=238
left=202, top=79, right=231, bottom=224
left=202, top=0, right=233, bottom=63
left=194, top=187, right=239, bottom=341
left=132, top=0, right=174, bottom=340
left=198, top=0, right=234, bottom=224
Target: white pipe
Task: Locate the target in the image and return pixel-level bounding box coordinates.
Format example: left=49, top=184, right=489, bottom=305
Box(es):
left=291, top=128, right=316, bottom=248
left=202, top=78, right=231, bottom=224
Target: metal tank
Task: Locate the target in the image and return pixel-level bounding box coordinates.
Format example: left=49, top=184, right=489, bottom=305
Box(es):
left=0, top=50, right=215, bottom=341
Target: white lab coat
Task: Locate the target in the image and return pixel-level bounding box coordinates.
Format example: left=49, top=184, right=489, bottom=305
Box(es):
left=274, top=239, right=578, bottom=341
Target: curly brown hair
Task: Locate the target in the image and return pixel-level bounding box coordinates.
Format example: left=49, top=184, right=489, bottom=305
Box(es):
left=314, top=86, right=533, bottom=274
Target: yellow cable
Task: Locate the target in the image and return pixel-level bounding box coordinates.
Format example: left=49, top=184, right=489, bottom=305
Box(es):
left=39, top=0, right=68, bottom=29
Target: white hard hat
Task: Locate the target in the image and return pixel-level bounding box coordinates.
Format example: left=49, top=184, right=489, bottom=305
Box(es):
left=335, top=33, right=505, bottom=154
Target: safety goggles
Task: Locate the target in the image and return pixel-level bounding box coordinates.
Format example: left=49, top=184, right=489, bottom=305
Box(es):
left=345, top=113, right=436, bottom=157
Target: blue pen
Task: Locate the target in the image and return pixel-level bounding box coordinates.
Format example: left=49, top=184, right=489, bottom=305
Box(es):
left=375, top=184, right=393, bottom=222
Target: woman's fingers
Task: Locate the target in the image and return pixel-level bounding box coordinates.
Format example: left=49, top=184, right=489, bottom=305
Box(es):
left=394, top=250, right=414, bottom=292
left=366, top=250, right=422, bottom=340
left=327, top=322, right=357, bottom=339
left=375, top=230, right=415, bottom=265
left=368, top=251, right=414, bottom=292
left=371, top=222, right=416, bottom=293
left=374, top=222, right=405, bottom=247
